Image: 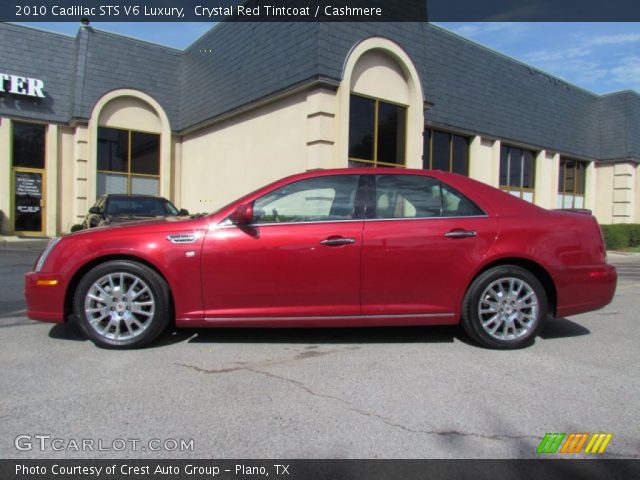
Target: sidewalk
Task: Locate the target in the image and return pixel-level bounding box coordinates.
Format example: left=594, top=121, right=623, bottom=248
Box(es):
left=0, top=236, right=50, bottom=250
left=0, top=236, right=50, bottom=242
left=608, top=251, right=640, bottom=259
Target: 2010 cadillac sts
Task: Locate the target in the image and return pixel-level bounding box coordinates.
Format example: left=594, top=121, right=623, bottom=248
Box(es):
left=25, top=169, right=617, bottom=349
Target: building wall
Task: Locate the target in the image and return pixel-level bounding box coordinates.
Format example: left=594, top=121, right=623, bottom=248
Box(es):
left=180, top=90, right=314, bottom=214
left=0, top=118, right=11, bottom=235
left=181, top=22, right=322, bottom=131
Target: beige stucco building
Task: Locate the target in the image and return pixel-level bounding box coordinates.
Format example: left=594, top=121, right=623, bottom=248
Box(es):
left=1, top=22, right=639, bottom=237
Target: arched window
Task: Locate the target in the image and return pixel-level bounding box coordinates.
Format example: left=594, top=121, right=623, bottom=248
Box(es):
left=348, top=94, right=406, bottom=168
left=97, top=127, right=160, bottom=196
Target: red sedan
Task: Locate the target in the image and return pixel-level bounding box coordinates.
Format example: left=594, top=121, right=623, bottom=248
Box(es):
left=25, top=169, right=617, bottom=349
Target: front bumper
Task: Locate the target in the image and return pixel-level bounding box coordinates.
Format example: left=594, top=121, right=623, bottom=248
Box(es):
left=24, top=272, right=66, bottom=323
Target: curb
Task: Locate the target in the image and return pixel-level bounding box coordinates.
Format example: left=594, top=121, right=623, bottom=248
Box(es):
left=0, top=236, right=50, bottom=244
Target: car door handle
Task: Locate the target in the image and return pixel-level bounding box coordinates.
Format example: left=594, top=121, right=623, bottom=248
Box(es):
left=445, top=229, right=477, bottom=239
left=320, top=236, right=356, bottom=246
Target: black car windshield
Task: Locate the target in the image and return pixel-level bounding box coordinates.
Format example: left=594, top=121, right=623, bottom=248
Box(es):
left=105, top=197, right=179, bottom=216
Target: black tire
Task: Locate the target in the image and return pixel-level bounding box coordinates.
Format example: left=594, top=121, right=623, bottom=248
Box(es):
left=461, top=265, right=547, bottom=349
left=73, top=260, right=171, bottom=349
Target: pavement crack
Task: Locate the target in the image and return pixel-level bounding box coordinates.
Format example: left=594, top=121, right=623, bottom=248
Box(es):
left=346, top=407, right=537, bottom=443
left=175, top=363, right=245, bottom=374
left=245, top=367, right=352, bottom=405
left=175, top=363, right=559, bottom=448
left=176, top=361, right=352, bottom=405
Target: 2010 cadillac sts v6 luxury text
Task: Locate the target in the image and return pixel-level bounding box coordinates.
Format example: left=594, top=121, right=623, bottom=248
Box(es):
left=25, top=169, right=617, bottom=349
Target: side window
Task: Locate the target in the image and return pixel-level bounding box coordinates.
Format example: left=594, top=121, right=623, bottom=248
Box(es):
left=441, top=184, right=485, bottom=217
left=373, top=175, right=485, bottom=219
left=374, top=175, right=441, bottom=219
left=164, top=201, right=179, bottom=215
left=253, top=175, right=360, bottom=224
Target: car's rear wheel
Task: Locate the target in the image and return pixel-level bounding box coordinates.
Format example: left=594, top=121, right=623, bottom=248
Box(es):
left=461, top=265, right=547, bottom=349
left=73, top=260, right=171, bottom=349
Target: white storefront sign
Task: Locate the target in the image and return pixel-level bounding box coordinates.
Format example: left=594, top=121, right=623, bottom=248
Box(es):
left=0, top=73, right=45, bottom=98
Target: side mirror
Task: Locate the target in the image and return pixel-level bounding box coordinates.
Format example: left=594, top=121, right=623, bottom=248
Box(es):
left=179, top=208, right=189, bottom=216
left=230, top=204, right=254, bottom=225
left=89, top=206, right=102, bottom=215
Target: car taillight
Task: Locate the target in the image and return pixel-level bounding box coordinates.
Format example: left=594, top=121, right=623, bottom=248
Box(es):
left=597, top=224, right=607, bottom=263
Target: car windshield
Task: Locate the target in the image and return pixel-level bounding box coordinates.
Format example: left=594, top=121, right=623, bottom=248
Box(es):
left=105, top=197, right=179, bottom=216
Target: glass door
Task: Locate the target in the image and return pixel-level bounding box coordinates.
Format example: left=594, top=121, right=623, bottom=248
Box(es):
left=11, top=121, right=47, bottom=236
left=13, top=168, right=45, bottom=234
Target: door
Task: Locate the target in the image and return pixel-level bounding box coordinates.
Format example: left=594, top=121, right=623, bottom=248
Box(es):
left=11, top=122, right=46, bottom=236
left=201, top=174, right=365, bottom=319
left=361, top=174, right=498, bottom=317
left=13, top=168, right=45, bottom=235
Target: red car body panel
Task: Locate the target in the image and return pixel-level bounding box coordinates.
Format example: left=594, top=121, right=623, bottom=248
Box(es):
left=361, top=216, right=498, bottom=320
left=25, top=168, right=617, bottom=331
left=201, top=221, right=364, bottom=318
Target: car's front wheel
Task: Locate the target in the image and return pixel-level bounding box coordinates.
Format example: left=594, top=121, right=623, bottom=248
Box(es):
left=461, top=265, right=547, bottom=349
left=73, top=260, right=171, bottom=348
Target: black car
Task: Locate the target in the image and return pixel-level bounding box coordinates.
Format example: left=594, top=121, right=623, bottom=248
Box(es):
left=82, top=194, right=189, bottom=229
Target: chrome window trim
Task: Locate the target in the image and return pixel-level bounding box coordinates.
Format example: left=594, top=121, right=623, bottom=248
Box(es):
left=216, top=214, right=489, bottom=228
left=362, top=214, right=489, bottom=223
left=216, top=218, right=365, bottom=228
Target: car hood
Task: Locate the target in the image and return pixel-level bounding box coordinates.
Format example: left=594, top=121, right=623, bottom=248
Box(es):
left=71, top=215, right=201, bottom=238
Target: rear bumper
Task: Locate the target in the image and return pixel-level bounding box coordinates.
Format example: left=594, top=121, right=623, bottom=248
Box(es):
left=555, top=264, right=617, bottom=318
left=24, top=272, right=66, bottom=323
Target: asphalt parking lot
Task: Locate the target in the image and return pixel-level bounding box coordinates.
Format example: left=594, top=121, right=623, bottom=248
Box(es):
left=1, top=239, right=639, bottom=459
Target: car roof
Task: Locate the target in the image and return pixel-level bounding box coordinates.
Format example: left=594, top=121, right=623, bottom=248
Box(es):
left=253, top=168, right=545, bottom=218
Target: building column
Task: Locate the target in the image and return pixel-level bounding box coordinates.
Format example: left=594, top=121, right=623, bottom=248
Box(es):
left=0, top=118, right=11, bottom=235
left=45, top=124, right=58, bottom=236
left=613, top=162, right=635, bottom=223
left=635, top=164, right=640, bottom=224
left=584, top=160, right=597, bottom=213
left=534, top=151, right=559, bottom=209
left=159, top=128, right=172, bottom=200
left=171, top=135, right=182, bottom=206
left=73, top=125, right=90, bottom=226
left=469, top=136, right=500, bottom=187
left=306, top=87, right=337, bottom=170
left=593, top=163, right=614, bottom=224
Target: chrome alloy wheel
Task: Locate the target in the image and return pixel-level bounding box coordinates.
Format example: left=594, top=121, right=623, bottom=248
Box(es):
left=477, top=277, right=539, bottom=341
left=83, top=272, right=155, bottom=341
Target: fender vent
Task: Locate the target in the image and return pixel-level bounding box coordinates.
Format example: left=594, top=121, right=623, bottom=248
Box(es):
left=166, top=233, right=198, bottom=244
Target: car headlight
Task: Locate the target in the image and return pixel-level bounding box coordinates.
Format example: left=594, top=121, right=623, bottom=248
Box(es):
left=34, top=237, right=61, bottom=272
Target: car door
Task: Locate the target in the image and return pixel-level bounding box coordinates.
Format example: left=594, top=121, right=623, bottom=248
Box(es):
left=361, top=174, right=498, bottom=319
left=201, top=174, right=365, bottom=320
